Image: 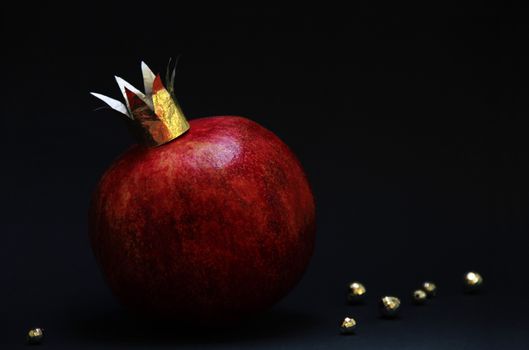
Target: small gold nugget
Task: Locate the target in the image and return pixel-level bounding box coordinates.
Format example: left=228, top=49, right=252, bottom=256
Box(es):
left=379, top=296, right=401, bottom=318
left=412, top=289, right=427, bottom=304
left=422, top=282, right=437, bottom=297
left=347, top=282, right=366, bottom=303
left=27, top=328, right=44, bottom=345
left=340, top=317, right=357, bottom=334
left=463, top=271, right=483, bottom=292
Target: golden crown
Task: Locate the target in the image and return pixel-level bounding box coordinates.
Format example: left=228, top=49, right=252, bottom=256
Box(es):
left=91, top=61, right=190, bottom=146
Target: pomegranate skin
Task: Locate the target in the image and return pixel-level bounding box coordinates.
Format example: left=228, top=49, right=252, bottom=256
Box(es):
left=89, top=116, right=315, bottom=322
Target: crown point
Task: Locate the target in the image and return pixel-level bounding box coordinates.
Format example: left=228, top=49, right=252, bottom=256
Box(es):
left=124, top=87, right=141, bottom=111
left=141, top=62, right=156, bottom=107
left=152, top=74, right=165, bottom=93
left=90, top=92, right=131, bottom=118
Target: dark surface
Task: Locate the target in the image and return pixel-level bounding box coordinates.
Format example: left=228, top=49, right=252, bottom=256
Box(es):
left=2, top=4, right=529, bottom=349
left=4, top=289, right=529, bottom=349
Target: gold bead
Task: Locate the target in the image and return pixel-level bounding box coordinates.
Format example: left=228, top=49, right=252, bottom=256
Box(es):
left=340, top=317, right=357, bottom=334
left=463, top=271, right=483, bottom=292
left=347, top=281, right=366, bottom=303
left=379, top=296, right=401, bottom=318
left=412, top=289, right=427, bottom=304
left=421, top=282, right=437, bottom=297
left=27, top=328, right=44, bottom=345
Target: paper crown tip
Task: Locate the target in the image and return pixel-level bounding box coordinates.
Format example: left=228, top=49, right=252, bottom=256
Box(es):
left=153, top=74, right=165, bottom=91
left=90, top=92, right=130, bottom=117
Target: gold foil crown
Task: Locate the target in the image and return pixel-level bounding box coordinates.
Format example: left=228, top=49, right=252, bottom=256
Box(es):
left=91, top=61, right=190, bottom=146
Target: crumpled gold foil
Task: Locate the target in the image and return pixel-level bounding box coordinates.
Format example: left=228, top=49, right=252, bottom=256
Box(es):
left=151, top=75, right=190, bottom=145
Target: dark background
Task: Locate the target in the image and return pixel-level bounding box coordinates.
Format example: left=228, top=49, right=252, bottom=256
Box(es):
left=2, top=4, right=529, bottom=349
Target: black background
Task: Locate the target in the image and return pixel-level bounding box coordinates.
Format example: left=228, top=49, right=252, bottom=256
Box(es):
left=2, top=4, right=529, bottom=349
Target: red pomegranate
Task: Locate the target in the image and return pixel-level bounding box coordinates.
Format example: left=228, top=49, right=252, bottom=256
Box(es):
left=89, top=62, right=315, bottom=322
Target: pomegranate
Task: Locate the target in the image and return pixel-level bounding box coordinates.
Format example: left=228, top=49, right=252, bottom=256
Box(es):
left=90, top=62, right=315, bottom=322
